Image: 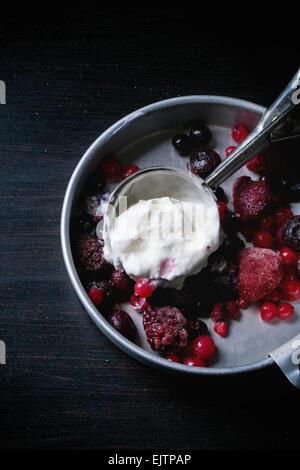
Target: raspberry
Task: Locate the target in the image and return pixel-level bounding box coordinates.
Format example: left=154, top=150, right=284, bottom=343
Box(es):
left=108, top=310, right=137, bottom=341
left=233, top=176, right=274, bottom=221
left=165, top=354, right=181, bottom=363
left=100, top=156, right=122, bottom=181
left=265, top=288, right=281, bottom=304
left=279, top=247, right=298, bottom=266
left=217, top=201, right=230, bottom=221
left=214, top=322, right=228, bottom=337
left=246, top=154, right=267, bottom=174
left=134, top=279, right=154, bottom=298
left=110, top=269, right=133, bottom=298
left=87, top=287, right=104, bottom=306
left=189, top=149, right=221, bottom=179
left=130, top=294, right=149, bottom=312
left=225, top=300, right=240, bottom=319
left=282, top=216, right=300, bottom=252
left=238, top=248, right=283, bottom=302
left=275, top=207, right=293, bottom=228
left=143, top=306, right=189, bottom=353
left=260, top=302, right=277, bottom=322
left=280, top=280, right=300, bottom=301
left=75, top=234, right=108, bottom=273
left=277, top=302, right=294, bottom=320
left=211, top=302, right=226, bottom=323
left=123, top=164, right=140, bottom=179
left=184, top=356, right=206, bottom=367
left=253, top=230, right=273, bottom=249
left=192, top=335, right=215, bottom=360
left=232, top=124, right=249, bottom=143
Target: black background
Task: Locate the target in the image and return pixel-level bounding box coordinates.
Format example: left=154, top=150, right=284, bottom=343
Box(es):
left=0, top=6, right=299, bottom=450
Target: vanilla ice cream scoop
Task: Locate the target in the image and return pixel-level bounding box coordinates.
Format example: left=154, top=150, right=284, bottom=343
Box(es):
left=103, top=167, right=220, bottom=288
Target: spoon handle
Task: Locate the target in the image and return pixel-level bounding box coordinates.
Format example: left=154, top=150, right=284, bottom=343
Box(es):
left=204, top=68, right=300, bottom=189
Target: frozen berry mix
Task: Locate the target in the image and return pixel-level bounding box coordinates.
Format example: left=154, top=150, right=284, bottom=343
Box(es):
left=70, top=120, right=299, bottom=371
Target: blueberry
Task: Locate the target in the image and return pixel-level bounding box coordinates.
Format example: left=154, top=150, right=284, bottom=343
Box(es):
left=189, top=123, right=211, bottom=146
left=189, top=149, right=221, bottom=179
left=171, top=133, right=191, bottom=156
left=267, top=174, right=300, bottom=203
left=213, top=186, right=226, bottom=202
left=282, top=216, right=300, bottom=252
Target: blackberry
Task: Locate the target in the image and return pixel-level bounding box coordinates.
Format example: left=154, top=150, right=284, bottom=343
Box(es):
left=267, top=174, right=300, bottom=203
left=75, top=234, right=108, bottom=274
left=282, top=216, right=300, bottom=252
left=188, top=319, right=209, bottom=338
left=143, top=306, right=189, bottom=353
left=189, top=149, right=221, bottom=179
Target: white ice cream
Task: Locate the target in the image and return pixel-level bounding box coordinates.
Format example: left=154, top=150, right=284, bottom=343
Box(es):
left=104, top=191, right=220, bottom=287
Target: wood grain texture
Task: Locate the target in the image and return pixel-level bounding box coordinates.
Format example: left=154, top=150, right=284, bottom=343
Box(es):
left=0, top=7, right=299, bottom=449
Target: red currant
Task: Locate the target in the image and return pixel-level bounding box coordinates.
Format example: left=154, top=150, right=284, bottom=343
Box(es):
left=260, top=301, right=277, bottom=322
left=87, top=288, right=104, bottom=306
left=165, top=354, right=181, bottom=363
left=123, top=164, right=140, bottom=179
left=184, top=356, right=206, bottom=367
left=225, top=145, right=236, bottom=157
left=134, top=279, right=154, bottom=298
left=130, top=294, right=149, bottom=312
left=277, top=302, right=294, bottom=320
left=253, top=230, right=273, bottom=249
left=211, top=302, right=225, bottom=323
left=279, top=246, right=298, bottom=266
left=192, top=335, right=215, bottom=360
left=213, top=322, right=228, bottom=337
left=232, top=124, right=249, bottom=143
left=280, top=280, right=300, bottom=301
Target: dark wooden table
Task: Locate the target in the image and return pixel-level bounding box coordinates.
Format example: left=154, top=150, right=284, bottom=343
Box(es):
left=1, top=7, right=299, bottom=450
